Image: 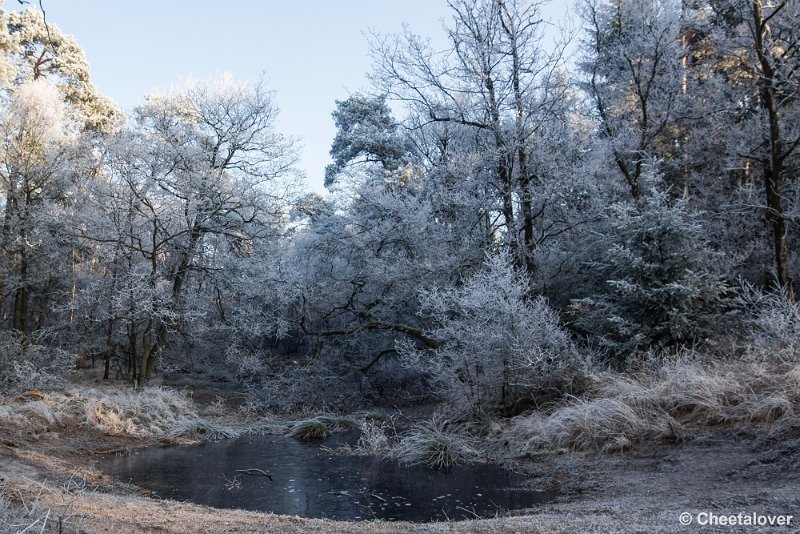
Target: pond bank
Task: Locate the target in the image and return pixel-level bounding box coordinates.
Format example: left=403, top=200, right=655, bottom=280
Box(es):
left=2, top=417, right=799, bottom=533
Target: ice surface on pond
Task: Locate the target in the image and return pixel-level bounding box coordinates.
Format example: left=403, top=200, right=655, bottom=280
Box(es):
left=99, top=432, right=554, bottom=522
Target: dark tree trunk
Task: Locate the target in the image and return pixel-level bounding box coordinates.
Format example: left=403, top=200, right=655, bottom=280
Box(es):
left=752, top=0, right=794, bottom=299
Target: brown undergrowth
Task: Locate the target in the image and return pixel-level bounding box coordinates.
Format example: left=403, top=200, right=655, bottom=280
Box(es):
left=502, top=356, right=800, bottom=455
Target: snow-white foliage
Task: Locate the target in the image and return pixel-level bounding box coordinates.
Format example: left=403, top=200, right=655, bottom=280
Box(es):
left=400, top=252, right=580, bottom=410
left=325, top=94, right=409, bottom=186
left=0, top=9, right=14, bottom=87
left=286, top=173, right=483, bottom=392
left=76, top=74, right=299, bottom=384
left=3, top=8, right=121, bottom=132
left=3, top=0, right=800, bottom=420
left=225, top=346, right=267, bottom=380
left=6, top=79, right=67, bottom=143
left=579, top=0, right=685, bottom=196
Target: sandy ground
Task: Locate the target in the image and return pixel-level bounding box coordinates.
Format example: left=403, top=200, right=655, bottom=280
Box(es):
left=2, top=423, right=799, bottom=534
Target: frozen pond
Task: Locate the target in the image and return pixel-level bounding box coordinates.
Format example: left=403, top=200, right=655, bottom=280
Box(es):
left=98, top=433, right=555, bottom=522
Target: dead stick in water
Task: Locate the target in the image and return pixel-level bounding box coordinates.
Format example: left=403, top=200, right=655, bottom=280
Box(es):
left=235, top=469, right=273, bottom=480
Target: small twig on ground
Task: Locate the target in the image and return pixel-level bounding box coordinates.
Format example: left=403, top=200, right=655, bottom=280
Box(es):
left=223, top=473, right=241, bottom=491
left=38, top=508, right=50, bottom=534
left=456, top=505, right=481, bottom=519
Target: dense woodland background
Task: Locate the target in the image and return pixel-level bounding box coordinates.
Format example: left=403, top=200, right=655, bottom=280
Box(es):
left=1, top=0, right=799, bottom=416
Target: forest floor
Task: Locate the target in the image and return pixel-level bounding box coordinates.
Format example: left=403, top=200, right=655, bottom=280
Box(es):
left=1, top=384, right=799, bottom=533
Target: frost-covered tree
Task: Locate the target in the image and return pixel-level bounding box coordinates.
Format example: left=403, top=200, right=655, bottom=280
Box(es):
left=324, top=94, right=410, bottom=187
left=3, top=7, right=121, bottom=133
left=399, top=252, right=579, bottom=412
left=573, top=188, right=731, bottom=357
left=579, top=0, right=685, bottom=199
left=0, top=80, right=74, bottom=333
left=370, top=0, right=574, bottom=277
left=293, top=174, right=470, bottom=365
left=83, top=76, right=299, bottom=385
left=654, top=0, right=800, bottom=296
left=217, top=174, right=472, bottom=407
left=0, top=5, right=118, bottom=336
left=728, top=0, right=800, bottom=298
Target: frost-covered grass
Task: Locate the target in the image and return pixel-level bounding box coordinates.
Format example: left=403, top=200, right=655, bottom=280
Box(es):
left=287, top=414, right=357, bottom=440
left=503, top=357, right=800, bottom=454
left=0, top=386, right=200, bottom=438
left=0, top=385, right=314, bottom=444
left=166, top=419, right=242, bottom=441
left=85, top=387, right=198, bottom=436
left=517, top=397, right=674, bottom=453
left=0, top=386, right=393, bottom=444
left=240, top=414, right=293, bottom=435
left=319, top=417, right=396, bottom=458
left=314, top=413, right=482, bottom=469
left=392, top=415, right=480, bottom=469
left=353, top=419, right=393, bottom=454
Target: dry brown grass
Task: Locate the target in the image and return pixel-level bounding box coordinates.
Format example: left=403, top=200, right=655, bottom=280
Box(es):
left=287, top=414, right=357, bottom=440
left=0, top=386, right=199, bottom=438
left=504, top=357, right=800, bottom=455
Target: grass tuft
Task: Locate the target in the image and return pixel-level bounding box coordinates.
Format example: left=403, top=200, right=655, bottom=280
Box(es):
left=393, top=414, right=479, bottom=469
left=535, top=397, right=648, bottom=452
left=287, top=415, right=356, bottom=440
left=355, top=420, right=392, bottom=454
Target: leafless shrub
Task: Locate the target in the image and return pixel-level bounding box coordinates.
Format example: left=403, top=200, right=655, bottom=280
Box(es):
left=355, top=419, right=392, bottom=454
left=241, top=363, right=362, bottom=413
left=0, top=487, right=51, bottom=534
left=399, top=253, right=584, bottom=412
left=0, top=334, right=72, bottom=395
left=740, top=284, right=800, bottom=361
left=0, top=471, right=91, bottom=534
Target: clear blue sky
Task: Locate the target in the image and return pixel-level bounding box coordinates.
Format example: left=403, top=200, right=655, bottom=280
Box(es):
left=8, top=1, right=572, bottom=193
